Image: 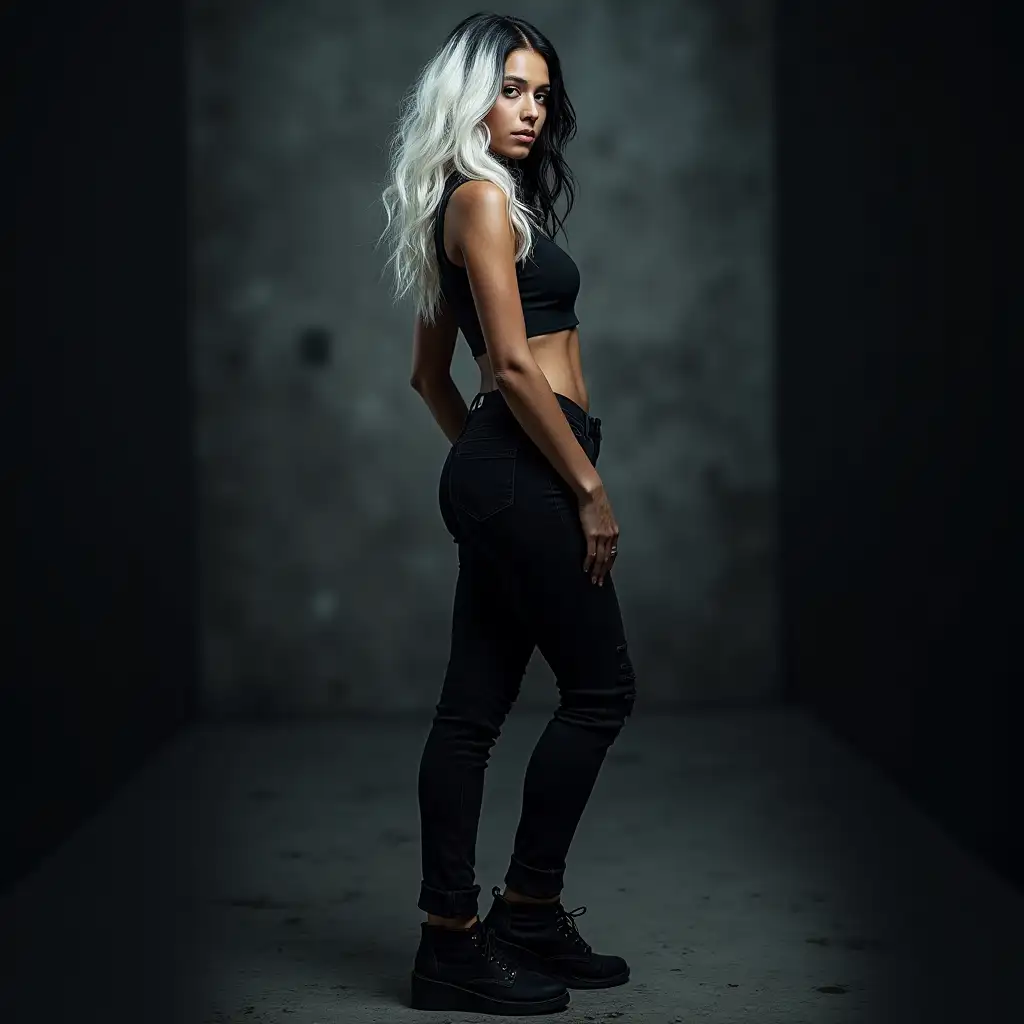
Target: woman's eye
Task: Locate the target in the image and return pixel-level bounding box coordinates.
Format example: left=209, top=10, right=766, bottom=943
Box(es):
left=503, top=87, right=548, bottom=103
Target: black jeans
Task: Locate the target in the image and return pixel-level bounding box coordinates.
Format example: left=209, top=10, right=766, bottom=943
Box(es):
left=417, top=388, right=637, bottom=919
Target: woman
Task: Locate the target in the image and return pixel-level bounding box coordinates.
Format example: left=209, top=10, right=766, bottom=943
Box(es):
left=378, top=12, right=636, bottom=1016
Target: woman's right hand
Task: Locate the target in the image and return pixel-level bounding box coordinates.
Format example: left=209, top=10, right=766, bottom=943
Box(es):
left=578, top=482, right=619, bottom=586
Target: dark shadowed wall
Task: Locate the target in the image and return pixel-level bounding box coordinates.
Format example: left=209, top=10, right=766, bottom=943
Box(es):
left=776, top=1, right=1018, bottom=888
left=8, top=0, right=195, bottom=892
left=190, top=0, right=777, bottom=716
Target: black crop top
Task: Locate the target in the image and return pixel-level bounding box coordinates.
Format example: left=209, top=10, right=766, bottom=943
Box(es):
left=434, top=171, right=581, bottom=358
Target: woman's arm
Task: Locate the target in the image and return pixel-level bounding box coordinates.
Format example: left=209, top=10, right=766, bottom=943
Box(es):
left=453, top=181, right=602, bottom=500
left=413, top=373, right=470, bottom=445
left=410, top=300, right=469, bottom=444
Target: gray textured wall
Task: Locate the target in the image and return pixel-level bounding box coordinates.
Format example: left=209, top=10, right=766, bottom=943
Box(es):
left=189, top=0, right=775, bottom=716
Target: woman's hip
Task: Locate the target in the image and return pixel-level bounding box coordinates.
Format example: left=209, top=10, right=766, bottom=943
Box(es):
left=445, top=393, right=602, bottom=526
left=462, top=388, right=601, bottom=456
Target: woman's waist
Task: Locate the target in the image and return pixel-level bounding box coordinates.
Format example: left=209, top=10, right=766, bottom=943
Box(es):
left=475, top=332, right=583, bottom=407
left=465, top=386, right=600, bottom=443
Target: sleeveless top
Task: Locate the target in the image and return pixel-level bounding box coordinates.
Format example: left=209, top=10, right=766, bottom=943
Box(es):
left=433, top=171, right=581, bottom=358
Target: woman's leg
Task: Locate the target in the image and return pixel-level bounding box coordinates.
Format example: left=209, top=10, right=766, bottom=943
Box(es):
left=505, top=564, right=636, bottom=900
left=433, top=392, right=636, bottom=907
left=463, top=433, right=636, bottom=902
left=416, top=539, right=536, bottom=923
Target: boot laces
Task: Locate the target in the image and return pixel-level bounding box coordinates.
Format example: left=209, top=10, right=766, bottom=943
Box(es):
left=556, top=904, right=592, bottom=955
left=477, top=924, right=517, bottom=979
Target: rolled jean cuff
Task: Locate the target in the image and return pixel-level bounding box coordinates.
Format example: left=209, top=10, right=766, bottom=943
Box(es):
left=504, top=854, right=564, bottom=900
left=417, top=882, right=480, bottom=919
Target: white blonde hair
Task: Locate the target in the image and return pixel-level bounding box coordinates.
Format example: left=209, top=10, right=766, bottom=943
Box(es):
left=375, top=15, right=547, bottom=325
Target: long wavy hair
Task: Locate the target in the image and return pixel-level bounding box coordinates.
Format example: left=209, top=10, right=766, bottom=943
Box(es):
left=376, top=12, right=578, bottom=325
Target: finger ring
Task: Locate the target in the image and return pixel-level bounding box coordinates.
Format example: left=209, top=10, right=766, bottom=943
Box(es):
left=610, top=546, right=618, bottom=554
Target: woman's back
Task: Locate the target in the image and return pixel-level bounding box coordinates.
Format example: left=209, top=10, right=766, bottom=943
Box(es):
left=436, top=172, right=587, bottom=408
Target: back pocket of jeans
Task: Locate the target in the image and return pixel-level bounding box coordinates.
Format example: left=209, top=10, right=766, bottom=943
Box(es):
left=451, top=442, right=517, bottom=521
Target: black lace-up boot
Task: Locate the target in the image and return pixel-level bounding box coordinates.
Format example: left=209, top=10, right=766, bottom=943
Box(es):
left=482, top=886, right=631, bottom=989
left=410, top=917, right=570, bottom=1014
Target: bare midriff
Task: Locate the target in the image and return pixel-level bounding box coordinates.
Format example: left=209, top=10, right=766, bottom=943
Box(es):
left=445, top=231, right=587, bottom=413
left=474, top=327, right=587, bottom=413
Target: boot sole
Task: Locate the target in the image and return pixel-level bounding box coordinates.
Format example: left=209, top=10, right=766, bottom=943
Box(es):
left=492, top=938, right=631, bottom=989
left=410, top=971, right=570, bottom=1015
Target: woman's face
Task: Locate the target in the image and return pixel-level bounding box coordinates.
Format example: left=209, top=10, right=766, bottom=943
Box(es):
left=482, top=48, right=550, bottom=160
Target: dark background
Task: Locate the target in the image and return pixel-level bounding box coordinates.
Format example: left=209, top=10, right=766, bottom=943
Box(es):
left=775, top=0, right=1016, bottom=889
left=8, top=0, right=195, bottom=889
left=6, top=0, right=1017, bottom=903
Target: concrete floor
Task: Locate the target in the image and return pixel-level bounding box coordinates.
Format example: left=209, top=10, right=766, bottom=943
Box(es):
left=0, top=708, right=1020, bottom=1024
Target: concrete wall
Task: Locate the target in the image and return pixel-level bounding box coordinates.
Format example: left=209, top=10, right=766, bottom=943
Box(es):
left=9, top=0, right=194, bottom=894
left=190, top=0, right=775, bottom=715
left=776, top=0, right=1019, bottom=888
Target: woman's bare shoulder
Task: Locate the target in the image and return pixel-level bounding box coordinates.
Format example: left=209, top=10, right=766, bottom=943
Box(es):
left=449, top=177, right=506, bottom=212
left=448, top=179, right=512, bottom=246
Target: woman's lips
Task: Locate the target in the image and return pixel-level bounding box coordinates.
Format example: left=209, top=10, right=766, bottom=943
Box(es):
left=512, top=133, right=534, bottom=143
